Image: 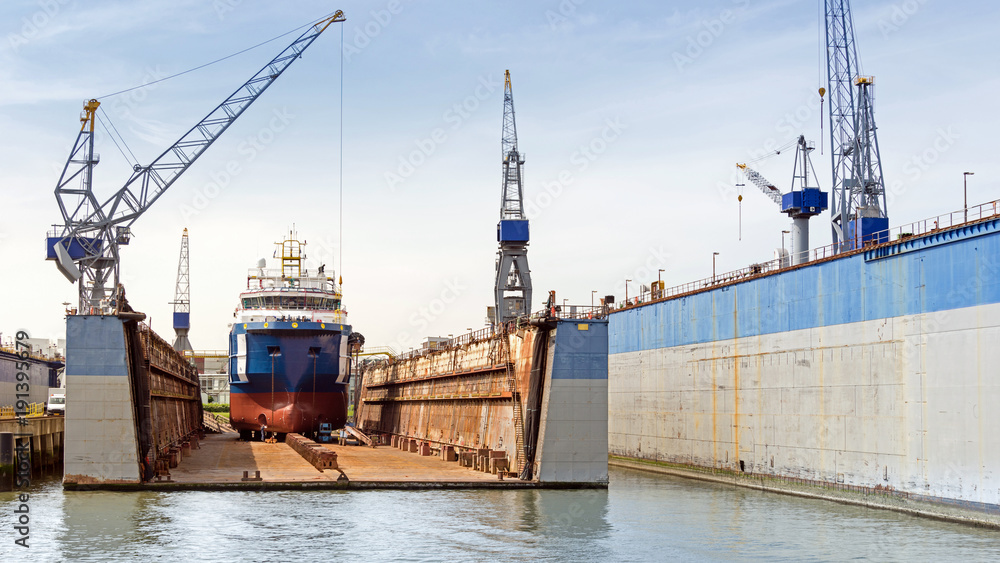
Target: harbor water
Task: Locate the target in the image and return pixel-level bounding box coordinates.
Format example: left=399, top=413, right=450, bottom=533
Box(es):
left=3, top=466, right=999, bottom=561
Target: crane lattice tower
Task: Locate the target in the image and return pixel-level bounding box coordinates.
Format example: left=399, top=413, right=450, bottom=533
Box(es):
left=494, top=70, right=532, bottom=325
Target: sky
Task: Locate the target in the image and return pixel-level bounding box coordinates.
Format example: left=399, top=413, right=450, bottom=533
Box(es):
left=1, top=0, right=997, bottom=354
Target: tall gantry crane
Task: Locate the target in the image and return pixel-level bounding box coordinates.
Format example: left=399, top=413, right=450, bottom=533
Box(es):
left=825, top=0, right=888, bottom=250
left=45, top=11, right=346, bottom=313
left=171, top=228, right=192, bottom=352
left=493, top=70, right=532, bottom=325
left=738, top=136, right=828, bottom=266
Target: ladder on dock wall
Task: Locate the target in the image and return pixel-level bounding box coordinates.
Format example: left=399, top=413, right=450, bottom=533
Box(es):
left=503, top=327, right=526, bottom=474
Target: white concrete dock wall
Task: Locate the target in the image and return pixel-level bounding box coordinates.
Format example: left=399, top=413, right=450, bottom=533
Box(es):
left=64, top=316, right=141, bottom=484
left=609, top=302, right=1000, bottom=508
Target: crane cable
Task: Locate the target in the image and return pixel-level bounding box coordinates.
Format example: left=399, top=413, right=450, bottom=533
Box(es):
left=746, top=138, right=798, bottom=165
left=96, top=107, right=138, bottom=168
left=338, top=23, right=344, bottom=287
left=96, top=11, right=342, bottom=100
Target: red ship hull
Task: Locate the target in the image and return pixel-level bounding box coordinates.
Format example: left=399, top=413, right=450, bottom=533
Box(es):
left=229, top=390, right=348, bottom=435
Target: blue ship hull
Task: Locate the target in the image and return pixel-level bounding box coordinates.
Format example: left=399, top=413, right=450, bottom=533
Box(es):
left=228, top=320, right=351, bottom=434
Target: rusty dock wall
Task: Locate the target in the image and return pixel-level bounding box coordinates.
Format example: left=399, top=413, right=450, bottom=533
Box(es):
left=64, top=315, right=202, bottom=485
left=357, top=318, right=609, bottom=484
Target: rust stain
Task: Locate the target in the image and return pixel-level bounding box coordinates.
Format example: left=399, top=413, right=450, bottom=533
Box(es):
left=733, top=291, right=739, bottom=471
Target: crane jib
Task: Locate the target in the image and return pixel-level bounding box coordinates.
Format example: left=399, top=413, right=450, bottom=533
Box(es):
left=47, top=11, right=346, bottom=313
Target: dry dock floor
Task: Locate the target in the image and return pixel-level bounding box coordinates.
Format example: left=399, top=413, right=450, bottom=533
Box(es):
left=159, top=432, right=515, bottom=490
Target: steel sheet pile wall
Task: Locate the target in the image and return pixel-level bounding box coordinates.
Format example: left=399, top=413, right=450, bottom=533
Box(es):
left=137, top=324, right=202, bottom=461
left=608, top=218, right=1000, bottom=514
left=358, top=328, right=536, bottom=471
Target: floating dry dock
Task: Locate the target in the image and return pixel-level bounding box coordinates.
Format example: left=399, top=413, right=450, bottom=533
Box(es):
left=60, top=309, right=609, bottom=490
left=357, top=317, right=609, bottom=486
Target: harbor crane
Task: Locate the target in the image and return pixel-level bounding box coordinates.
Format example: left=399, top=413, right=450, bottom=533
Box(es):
left=171, top=228, right=193, bottom=352
left=738, top=135, right=828, bottom=266
left=493, top=70, right=532, bottom=325
left=46, top=12, right=346, bottom=313
left=824, top=0, right=887, bottom=250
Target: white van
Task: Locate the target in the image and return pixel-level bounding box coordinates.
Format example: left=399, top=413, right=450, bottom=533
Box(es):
left=46, top=390, right=66, bottom=415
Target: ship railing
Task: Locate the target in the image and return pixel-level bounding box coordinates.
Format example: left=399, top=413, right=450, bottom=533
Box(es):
left=182, top=349, right=229, bottom=359
left=609, top=197, right=1000, bottom=312
left=354, top=345, right=398, bottom=359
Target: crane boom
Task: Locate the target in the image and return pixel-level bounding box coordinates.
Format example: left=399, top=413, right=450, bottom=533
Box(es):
left=500, top=70, right=524, bottom=221
left=47, top=12, right=345, bottom=312
left=736, top=163, right=783, bottom=206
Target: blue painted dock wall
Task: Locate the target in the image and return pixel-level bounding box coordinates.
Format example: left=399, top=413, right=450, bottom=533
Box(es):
left=608, top=218, right=1000, bottom=510
left=611, top=218, right=1000, bottom=354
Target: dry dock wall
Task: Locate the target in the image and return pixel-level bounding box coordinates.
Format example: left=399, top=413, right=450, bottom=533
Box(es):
left=64, top=316, right=141, bottom=483
left=64, top=315, right=202, bottom=485
left=358, top=319, right=608, bottom=484
left=609, top=218, right=1000, bottom=514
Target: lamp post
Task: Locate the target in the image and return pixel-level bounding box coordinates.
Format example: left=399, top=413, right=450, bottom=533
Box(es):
left=625, top=279, right=631, bottom=304
left=591, top=290, right=597, bottom=308
left=712, top=252, right=719, bottom=283
left=964, top=171, right=974, bottom=222
left=781, top=230, right=790, bottom=267
left=657, top=269, right=664, bottom=298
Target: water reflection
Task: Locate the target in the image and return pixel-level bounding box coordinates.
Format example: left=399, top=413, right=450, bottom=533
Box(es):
left=4, top=468, right=1000, bottom=561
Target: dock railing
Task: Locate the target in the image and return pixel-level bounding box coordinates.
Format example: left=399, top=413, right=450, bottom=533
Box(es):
left=0, top=402, right=46, bottom=419
left=610, top=198, right=1000, bottom=312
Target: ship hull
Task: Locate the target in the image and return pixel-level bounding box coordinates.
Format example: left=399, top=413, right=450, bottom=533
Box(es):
left=228, top=320, right=350, bottom=435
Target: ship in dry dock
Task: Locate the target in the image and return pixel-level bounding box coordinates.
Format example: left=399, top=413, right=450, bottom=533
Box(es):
left=228, top=232, right=353, bottom=440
